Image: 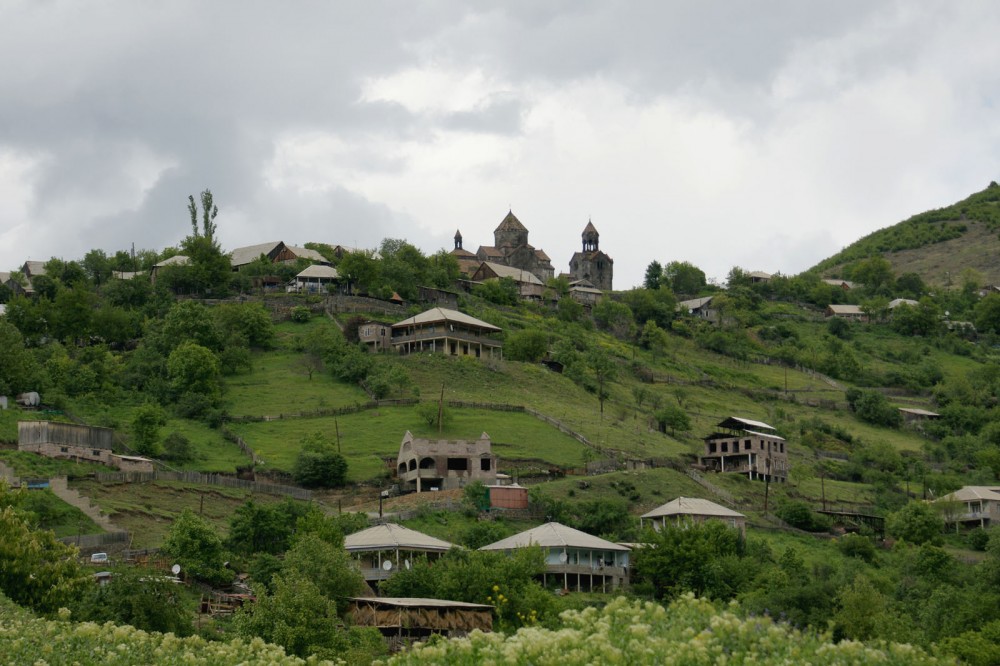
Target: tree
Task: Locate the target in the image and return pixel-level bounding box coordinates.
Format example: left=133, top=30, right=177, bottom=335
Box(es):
left=292, top=433, right=348, bottom=488
left=639, top=320, right=670, bottom=358
left=845, top=388, right=901, bottom=428
left=160, top=509, right=230, bottom=585
left=644, top=261, right=663, bottom=290
left=850, top=256, right=895, bottom=295
left=974, top=293, right=1000, bottom=334
left=587, top=350, right=617, bottom=417
left=0, top=321, right=39, bottom=395
left=162, top=301, right=222, bottom=352
left=338, top=250, right=380, bottom=295
left=664, top=261, right=707, bottom=295
left=161, top=432, right=194, bottom=463
left=505, top=328, right=549, bottom=362
left=281, top=533, right=365, bottom=611
left=167, top=342, right=222, bottom=401
left=655, top=404, right=691, bottom=436
left=227, top=500, right=311, bottom=557
left=632, top=521, right=743, bottom=600
left=473, top=277, right=519, bottom=306
left=886, top=501, right=944, bottom=545
left=593, top=298, right=635, bottom=338
left=131, top=403, right=167, bottom=456
left=188, top=189, right=218, bottom=242
left=0, top=483, right=88, bottom=613
left=69, top=567, right=194, bottom=635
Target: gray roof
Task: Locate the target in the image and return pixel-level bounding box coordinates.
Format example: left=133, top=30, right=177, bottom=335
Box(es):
left=678, top=296, right=713, bottom=311
left=479, top=522, right=630, bottom=552
left=349, top=597, right=493, bottom=610
left=641, top=497, right=745, bottom=520
left=478, top=262, right=544, bottom=285
left=898, top=407, right=939, bottom=417
left=229, top=241, right=283, bottom=267
left=939, top=486, right=1000, bottom=503
left=22, top=261, right=46, bottom=277
left=888, top=298, right=919, bottom=309
left=154, top=255, right=190, bottom=268
left=286, top=245, right=328, bottom=263
left=720, top=416, right=776, bottom=432
left=0, top=271, right=10, bottom=284
left=296, top=264, right=339, bottom=279
left=344, top=523, right=455, bottom=553
left=392, top=307, right=501, bottom=332
left=827, top=304, right=864, bottom=315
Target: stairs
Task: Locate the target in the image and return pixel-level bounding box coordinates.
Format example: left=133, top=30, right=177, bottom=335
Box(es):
left=48, top=476, right=121, bottom=532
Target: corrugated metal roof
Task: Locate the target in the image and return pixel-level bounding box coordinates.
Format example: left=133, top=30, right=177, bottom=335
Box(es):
left=344, top=523, right=455, bottom=552
left=641, top=497, right=745, bottom=520
left=297, top=264, right=339, bottom=279
left=939, top=486, right=1000, bottom=503
left=349, top=597, right=493, bottom=609
left=286, top=245, right=328, bottom=263
left=678, top=296, right=713, bottom=310
left=899, top=408, right=939, bottom=417
left=827, top=304, right=864, bottom=315
left=230, top=241, right=283, bottom=267
left=392, top=307, right=501, bottom=332
left=720, top=416, right=776, bottom=432
left=479, top=522, right=630, bottom=552
left=154, top=255, right=190, bottom=268
left=478, top=262, right=544, bottom=285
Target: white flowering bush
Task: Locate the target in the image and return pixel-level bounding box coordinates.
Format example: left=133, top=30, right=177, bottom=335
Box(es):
left=385, top=594, right=953, bottom=665
left=0, top=592, right=335, bottom=666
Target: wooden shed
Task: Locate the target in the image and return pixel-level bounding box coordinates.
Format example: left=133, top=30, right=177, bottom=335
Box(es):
left=348, top=597, right=493, bottom=638
left=489, top=483, right=528, bottom=509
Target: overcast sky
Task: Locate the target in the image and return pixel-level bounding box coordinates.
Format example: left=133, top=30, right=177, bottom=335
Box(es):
left=2, top=1, right=999, bottom=288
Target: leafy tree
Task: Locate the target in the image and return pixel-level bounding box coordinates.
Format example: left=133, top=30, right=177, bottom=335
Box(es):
left=593, top=298, right=635, bottom=338
left=850, top=255, right=895, bottom=294
left=70, top=567, right=194, bottom=635
left=0, top=321, right=39, bottom=395
left=0, top=483, right=88, bottom=613
left=556, top=295, right=584, bottom=322
left=845, top=388, right=902, bottom=428
left=162, top=301, right=222, bottom=352
left=292, top=433, right=348, bottom=488
left=214, top=303, right=274, bottom=349
left=622, top=287, right=676, bottom=328
left=655, top=404, right=691, bottom=436
left=886, top=501, right=944, bottom=545
left=50, top=283, right=96, bottom=342
left=167, top=342, right=222, bottom=401
left=188, top=189, right=218, bottom=241
left=227, top=500, right=306, bottom=556
left=281, top=533, right=365, bottom=611
left=639, top=320, right=670, bottom=358
left=974, top=293, right=1000, bottom=334
left=505, top=328, right=549, bottom=362
left=775, top=500, right=831, bottom=532
left=643, top=260, right=663, bottom=290
left=365, top=363, right=413, bottom=399
left=571, top=499, right=636, bottom=541
left=664, top=261, right=706, bottom=295
left=462, top=521, right=508, bottom=549
left=131, top=403, right=167, bottom=456
left=473, top=277, right=519, bottom=306
left=633, top=521, right=743, bottom=600
left=587, top=349, right=616, bottom=417
left=160, top=509, right=231, bottom=585
left=416, top=401, right=452, bottom=429
left=832, top=574, right=899, bottom=641
left=338, top=250, right=380, bottom=295
left=161, top=432, right=195, bottom=463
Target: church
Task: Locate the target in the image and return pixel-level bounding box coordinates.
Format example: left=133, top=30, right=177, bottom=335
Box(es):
left=452, top=211, right=613, bottom=290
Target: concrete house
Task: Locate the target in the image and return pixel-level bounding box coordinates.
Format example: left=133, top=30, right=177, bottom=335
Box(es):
left=936, top=486, right=1000, bottom=529
left=700, top=416, right=788, bottom=483
left=640, top=497, right=746, bottom=536
left=358, top=320, right=393, bottom=352
left=480, top=522, right=631, bottom=592
left=396, top=430, right=497, bottom=492
left=678, top=296, right=716, bottom=320
left=390, top=307, right=502, bottom=359
left=18, top=421, right=154, bottom=473
left=344, top=523, right=455, bottom=586
left=567, top=279, right=603, bottom=306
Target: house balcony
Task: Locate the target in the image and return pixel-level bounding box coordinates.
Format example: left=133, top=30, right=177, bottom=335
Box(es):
left=391, top=329, right=502, bottom=348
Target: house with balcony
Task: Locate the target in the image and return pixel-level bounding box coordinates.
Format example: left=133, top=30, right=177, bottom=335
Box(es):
left=396, top=430, right=496, bottom=492
left=936, top=486, right=1000, bottom=529
left=344, top=523, right=455, bottom=589
left=640, top=497, right=746, bottom=536
left=699, top=416, right=788, bottom=483
left=479, top=522, right=630, bottom=592
left=390, top=307, right=502, bottom=359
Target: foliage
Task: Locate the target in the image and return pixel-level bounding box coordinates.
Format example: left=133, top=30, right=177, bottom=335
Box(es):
left=775, top=500, right=832, bottom=532
left=886, top=502, right=944, bottom=545
left=131, top=403, right=167, bottom=456
left=633, top=522, right=744, bottom=600
left=159, top=509, right=231, bottom=586
left=69, top=567, right=194, bottom=635
left=161, top=432, right=195, bottom=463
left=290, top=306, right=311, bottom=323
left=473, top=277, right=520, bottom=306
left=280, top=533, right=366, bottom=613
left=0, top=483, right=88, bottom=614
left=655, top=404, right=690, bottom=435
left=0, top=320, right=39, bottom=395
left=505, top=328, right=549, bottom=362
left=292, top=433, right=348, bottom=488
left=227, top=500, right=311, bottom=556
left=386, top=594, right=949, bottom=666
left=663, top=260, right=707, bottom=295
left=415, top=401, right=452, bottom=429
left=167, top=342, right=222, bottom=403
left=846, top=388, right=902, bottom=428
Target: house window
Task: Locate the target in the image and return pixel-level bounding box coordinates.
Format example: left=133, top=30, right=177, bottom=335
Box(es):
left=744, top=440, right=751, bottom=450
left=446, top=458, right=468, bottom=471
left=708, top=442, right=717, bottom=453
left=93, top=450, right=102, bottom=456
left=779, top=442, right=784, bottom=453
left=60, top=447, right=68, bottom=453
left=480, top=458, right=491, bottom=471
left=721, top=442, right=728, bottom=453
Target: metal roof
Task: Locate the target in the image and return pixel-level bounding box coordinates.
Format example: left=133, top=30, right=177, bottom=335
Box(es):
left=939, top=486, right=1000, bottom=503
left=477, top=262, right=544, bottom=285
left=641, top=497, right=745, bottom=520
left=391, top=307, right=501, bottom=332
left=344, top=523, right=455, bottom=553
left=719, top=416, right=776, bottom=432
left=827, top=304, right=864, bottom=314
left=230, top=241, right=283, bottom=267
left=296, top=264, right=339, bottom=279
left=479, top=522, right=630, bottom=552
left=154, top=255, right=190, bottom=268
left=349, top=597, right=493, bottom=610
left=898, top=408, right=939, bottom=417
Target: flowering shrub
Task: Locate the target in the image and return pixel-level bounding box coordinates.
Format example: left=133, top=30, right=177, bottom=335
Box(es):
left=385, top=594, right=952, bottom=665
left=0, top=592, right=332, bottom=665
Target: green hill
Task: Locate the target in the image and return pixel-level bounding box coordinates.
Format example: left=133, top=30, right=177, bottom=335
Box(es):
left=811, top=181, right=1000, bottom=286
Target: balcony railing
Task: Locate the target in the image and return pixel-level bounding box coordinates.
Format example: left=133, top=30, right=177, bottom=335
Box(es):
left=391, top=329, right=502, bottom=347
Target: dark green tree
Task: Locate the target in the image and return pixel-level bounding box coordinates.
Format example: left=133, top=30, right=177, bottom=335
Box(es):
left=292, top=433, right=349, bottom=488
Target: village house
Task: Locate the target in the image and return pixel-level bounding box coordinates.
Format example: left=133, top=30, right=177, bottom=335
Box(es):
left=358, top=320, right=393, bottom=352
left=898, top=407, right=940, bottom=426
left=229, top=241, right=329, bottom=270
left=678, top=296, right=716, bottom=321
left=396, top=430, right=497, bottom=492
left=825, top=304, right=866, bottom=321
left=150, top=255, right=190, bottom=284
left=936, top=486, right=1000, bottom=529
left=480, top=522, right=630, bottom=592
left=748, top=271, right=773, bottom=284
left=344, top=523, right=455, bottom=586
left=470, top=261, right=545, bottom=300
left=699, top=416, right=789, bottom=483
left=488, top=483, right=529, bottom=510
left=888, top=298, right=919, bottom=310
left=640, top=497, right=747, bottom=536
left=822, top=279, right=857, bottom=291
left=567, top=279, right=603, bottom=306
left=291, top=264, right=339, bottom=293
left=390, top=307, right=502, bottom=359
left=6, top=261, right=46, bottom=296
left=18, top=421, right=154, bottom=473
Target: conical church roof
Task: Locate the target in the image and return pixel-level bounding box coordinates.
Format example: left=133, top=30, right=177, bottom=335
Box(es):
left=582, top=221, right=599, bottom=236
left=495, top=210, right=527, bottom=233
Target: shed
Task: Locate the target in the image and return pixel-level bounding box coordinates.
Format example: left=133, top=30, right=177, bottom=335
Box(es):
left=640, top=497, right=746, bottom=535
left=489, top=483, right=528, bottom=510
left=348, top=597, right=493, bottom=638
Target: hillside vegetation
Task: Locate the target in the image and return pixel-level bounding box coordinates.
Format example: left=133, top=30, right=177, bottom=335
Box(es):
left=812, top=182, right=1000, bottom=285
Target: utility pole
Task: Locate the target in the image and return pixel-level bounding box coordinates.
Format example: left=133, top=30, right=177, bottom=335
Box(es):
left=334, top=418, right=342, bottom=454
left=438, top=383, right=445, bottom=433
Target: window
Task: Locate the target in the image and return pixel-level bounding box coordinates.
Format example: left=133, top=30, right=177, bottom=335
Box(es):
left=446, top=458, right=468, bottom=471
left=744, top=440, right=751, bottom=450
left=721, top=442, right=728, bottom=453
left=708, top=443, right=717, bottom=453
left=93, top=450, right=102, bottom=456
left=480, top=458, right=491, bottom=471
left=60, top=447, right=68, bottom=453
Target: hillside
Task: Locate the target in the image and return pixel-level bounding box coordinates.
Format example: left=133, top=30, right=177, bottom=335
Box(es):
left=812, top=181, right=1000, bottom=285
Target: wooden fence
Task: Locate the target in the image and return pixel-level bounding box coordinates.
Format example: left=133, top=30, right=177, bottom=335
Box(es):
left=224, top=399, right=419, bottom=424
left=59, top=531, right=130, bottom=549
left=93, top=471, right=313, bottom=500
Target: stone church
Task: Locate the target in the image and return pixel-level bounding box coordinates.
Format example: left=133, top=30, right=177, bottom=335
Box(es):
left=452, top=212, right=613, bottom=290
left=568, top=221, right=614, bottom=291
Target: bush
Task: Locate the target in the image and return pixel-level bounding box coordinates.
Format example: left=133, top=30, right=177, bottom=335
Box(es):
left=289, top=306, right=311, bottom=323
left=505, top=328, right=549, bottom=362
left=775, top=501, right=832, bottom=532
left=835, top=533, right=877, bottom=562
left=161, top=432, right=195, bottom=462
left=292, top=433, right=348, bottom=489
left=886, top=501, right=944, bottom=545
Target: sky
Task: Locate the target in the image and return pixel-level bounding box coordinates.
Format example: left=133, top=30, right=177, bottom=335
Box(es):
left=1, top=1, right=999, bottom=289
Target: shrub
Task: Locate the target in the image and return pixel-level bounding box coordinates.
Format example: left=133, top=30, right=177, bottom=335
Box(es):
left=289, top=306, right=311, bottom=323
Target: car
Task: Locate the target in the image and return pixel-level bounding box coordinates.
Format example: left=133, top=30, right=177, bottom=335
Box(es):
left=90, top=552, right=109, bottom=564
